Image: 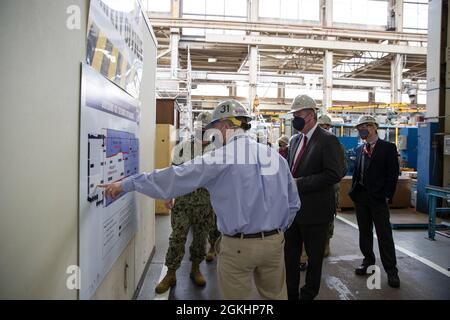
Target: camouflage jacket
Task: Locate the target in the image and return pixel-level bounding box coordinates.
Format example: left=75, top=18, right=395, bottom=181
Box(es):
left=171, top=138, right=215, bottom=206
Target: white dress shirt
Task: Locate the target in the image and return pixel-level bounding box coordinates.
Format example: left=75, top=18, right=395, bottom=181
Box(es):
left=292, top=122, right=319, bottom=167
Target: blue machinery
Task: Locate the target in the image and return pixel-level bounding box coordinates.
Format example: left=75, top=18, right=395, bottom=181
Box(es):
left=398, top=127, right=418, bottom=169
left=416, top=122, right=441, bottom=213
left=426, top=186, right=450, bottom=272
left=337, top=136, right=358, bottom=175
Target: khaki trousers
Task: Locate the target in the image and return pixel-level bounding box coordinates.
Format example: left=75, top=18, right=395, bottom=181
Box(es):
left=216, top=232, right=287, bottom=300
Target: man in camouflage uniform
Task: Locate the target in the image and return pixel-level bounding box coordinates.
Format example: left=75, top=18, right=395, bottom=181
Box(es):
left=206, top=216, right=221, bottom=262
left=299, top=114, right=347, bottom=270
left=155, top=112, right=219, bottom=294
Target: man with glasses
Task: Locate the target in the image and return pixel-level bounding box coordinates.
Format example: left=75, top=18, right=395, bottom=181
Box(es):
left=348, top=115, right=400, bottom=288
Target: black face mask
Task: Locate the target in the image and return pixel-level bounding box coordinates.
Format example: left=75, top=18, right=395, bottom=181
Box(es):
left=358, top=129, right=369, bottom=139
left=292, top=116, right=306, bottom=131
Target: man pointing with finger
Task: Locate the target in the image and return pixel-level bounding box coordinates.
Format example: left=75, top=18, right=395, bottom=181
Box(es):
left=100, top=99, right=300, bottom=300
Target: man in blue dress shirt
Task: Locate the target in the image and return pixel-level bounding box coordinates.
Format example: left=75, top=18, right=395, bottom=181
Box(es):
left=100, top=100, right=301, bottom=299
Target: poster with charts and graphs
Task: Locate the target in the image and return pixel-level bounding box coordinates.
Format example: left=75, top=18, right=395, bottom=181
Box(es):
left=79, top=63, right=140, bottom=299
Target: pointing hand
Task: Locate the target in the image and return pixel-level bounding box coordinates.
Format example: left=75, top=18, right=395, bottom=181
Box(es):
left=98, top=182, right=124, bottom=199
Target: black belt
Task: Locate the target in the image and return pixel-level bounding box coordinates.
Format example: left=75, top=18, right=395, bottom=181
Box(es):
left=227, top=229, right=280, bottom=239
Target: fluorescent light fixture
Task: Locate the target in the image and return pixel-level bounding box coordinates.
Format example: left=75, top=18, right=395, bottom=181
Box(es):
left=208, top=58, right=217, bottom=63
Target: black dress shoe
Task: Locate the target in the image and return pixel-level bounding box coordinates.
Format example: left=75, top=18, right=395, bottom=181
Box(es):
left=388, top=273, right=400, bottom=288
left=355, top=264, right=370, bottom=276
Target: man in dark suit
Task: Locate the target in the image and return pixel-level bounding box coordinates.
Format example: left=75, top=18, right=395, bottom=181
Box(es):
left=285, top=95, right=345, bottom=300
left=348, top=115, right=400, bottom=288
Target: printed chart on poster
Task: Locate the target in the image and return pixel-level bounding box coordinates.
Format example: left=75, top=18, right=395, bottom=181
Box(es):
left=79, top=63, right=140, bottom=299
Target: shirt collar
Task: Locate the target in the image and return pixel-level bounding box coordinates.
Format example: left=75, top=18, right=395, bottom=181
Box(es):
left=304, top=122, right=319, bottom=141
left=367, top=135, right=379, bottom=145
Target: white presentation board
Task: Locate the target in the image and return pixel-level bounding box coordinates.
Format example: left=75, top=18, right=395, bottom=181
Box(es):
left=79, top=63, right=140, bottom=299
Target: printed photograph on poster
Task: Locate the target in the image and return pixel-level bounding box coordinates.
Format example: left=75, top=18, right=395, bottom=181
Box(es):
left=86, top=0, right=144, bottom=98
left=79, top=63, right=140, bottom=300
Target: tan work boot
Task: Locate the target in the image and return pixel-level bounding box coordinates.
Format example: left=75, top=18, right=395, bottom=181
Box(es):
left=324, top=239, right=331, bottom=257
left=205, top=247, right=216, bottom=263
left=190, top=263, right=206, bottom=287
left=155, top=268, right=176, bottom=294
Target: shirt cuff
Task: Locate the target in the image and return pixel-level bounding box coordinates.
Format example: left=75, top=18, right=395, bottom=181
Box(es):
left=121, top=177, right=135, bottom=193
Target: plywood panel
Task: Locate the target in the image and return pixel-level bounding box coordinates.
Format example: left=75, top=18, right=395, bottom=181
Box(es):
left=155, top=124, right=175, bottom=214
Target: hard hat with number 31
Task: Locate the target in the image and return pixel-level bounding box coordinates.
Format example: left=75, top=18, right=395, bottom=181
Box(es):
left=207, top=99, right=252, bottom=128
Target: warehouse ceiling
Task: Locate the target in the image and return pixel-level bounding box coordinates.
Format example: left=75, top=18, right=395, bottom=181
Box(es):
left=151, top=17, right=427, bottom=82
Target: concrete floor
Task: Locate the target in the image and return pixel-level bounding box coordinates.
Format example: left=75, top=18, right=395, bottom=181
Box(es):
left=137, top=209, right=450, bottom=300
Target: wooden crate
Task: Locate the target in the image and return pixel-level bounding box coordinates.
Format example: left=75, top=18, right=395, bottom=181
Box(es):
left=338, top=176, right=412, bottom=209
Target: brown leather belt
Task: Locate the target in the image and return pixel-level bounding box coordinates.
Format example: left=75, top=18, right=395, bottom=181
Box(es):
left=228, top=229, right=280, bottom=239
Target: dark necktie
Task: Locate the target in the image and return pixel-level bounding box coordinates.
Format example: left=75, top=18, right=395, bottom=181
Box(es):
left=291, top=136, right=308, bottom=177
left=360, top=143, right=371, bottom=185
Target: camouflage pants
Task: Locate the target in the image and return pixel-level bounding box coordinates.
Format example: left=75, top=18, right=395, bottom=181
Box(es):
left=165, top=191, right=217, bottom=270
left=208, top=213, right=220, bottom=249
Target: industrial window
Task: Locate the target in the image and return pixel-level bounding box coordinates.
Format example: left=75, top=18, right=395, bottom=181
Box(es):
left=285, top=86, right=322, bottom=100
left=257, top=85, right=278, bottom=99
left=235, top=83, right=281, bottom=99
left=182, top=0, right=247, bottom=19
left=191, top=84, right=229, bottom=96
left=403, top=0, right=428, bottom=34
left=182, top=0, right=247, bottom=36
left=375, top=89, right=427, bottom=104
left=333, top=0, right=388, bottom=27
left=259, top=0, right=320, bottom=22
left=142, top=0, right=171, bottom=13
left=333, top=90, right=369, bottom=102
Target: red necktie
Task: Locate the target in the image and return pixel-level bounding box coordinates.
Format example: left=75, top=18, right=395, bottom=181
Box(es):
left=291, top=136, right=308, bottom=177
